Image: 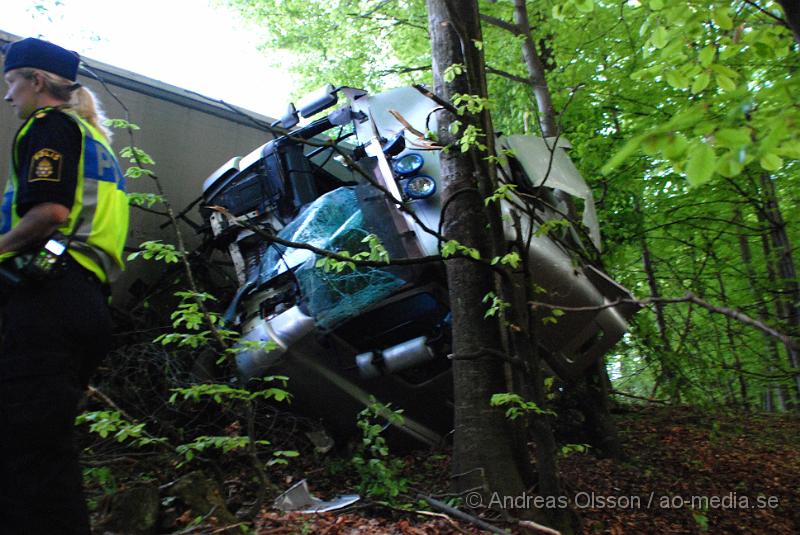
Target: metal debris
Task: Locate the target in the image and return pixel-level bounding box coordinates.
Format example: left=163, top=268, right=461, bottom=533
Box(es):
left=273, top=479, right=360, bottom=513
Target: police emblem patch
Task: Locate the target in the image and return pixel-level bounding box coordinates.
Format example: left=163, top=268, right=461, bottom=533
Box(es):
left=28, top=148, right=63, bottom=182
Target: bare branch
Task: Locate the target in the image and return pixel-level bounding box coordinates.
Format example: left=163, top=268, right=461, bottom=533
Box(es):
left=419, top=495, right=509, bottom=535
left=479, top=13, right=520, bottom=35
left=518, top=520, right=562, bottom=535
left=529, top=293, right=799, bottom=349
left=375, top=65, right=430, bottom=77
left=448, top=346, right=529, bottom=370
left=130, top=204, right=169, bottom=218
left=359, top=0, right=395, bottom=17
left=610, top=389, right=669, bottom=404
left=485, top=65, right=529, bottom=84
left=742, top=0, right=790, bottom=26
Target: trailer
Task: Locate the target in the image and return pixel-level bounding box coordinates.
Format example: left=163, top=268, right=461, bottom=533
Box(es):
left=0, top=30, right=280, bottom=304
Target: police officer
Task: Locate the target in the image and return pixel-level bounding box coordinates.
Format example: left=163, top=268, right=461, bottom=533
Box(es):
left=0, top=37, right=129, bottom=534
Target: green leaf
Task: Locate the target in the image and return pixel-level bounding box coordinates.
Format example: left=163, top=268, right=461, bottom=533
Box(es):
left=601, top=134, right=643, bottom=174
left=441, top=240, right=458, bottom=258
left=715, top=152, right=744, bottom=178
left=693, top=511, right=709, bottom=532
left=652, top=26, right=669, bottom=49
left=665, top=70, right=689, bottom=89
left=127, top=192, right=164, bottom=208
left=662, top=133, right=689, bottom=160
left=714, top=128, right=750, bottom=149
left=498, top=251, right=521, bottom=269
left=698, top=46, right=715, bottom=67
left=631, top=66, right=655, bottom=81
left=650, top=0, right=664, bottom=10
left=710, top=64, right=739, bottom=79
left=713, top=8, right=733, bottom=31
left=663, top=105, right=706, bottom=131
left=716, top=74, right=736, bottom=91
left=691, top=72, right=710, bottom=94
left=686, top=143, right=716, bottom=186
left=104, top=118, right=140, bottom=130
left=760, top=116, right=790, bottom=153
left=759, top=153, right=783, bottom=171
left=574, top=0, right=594, bottom=13
left=776, top=140, right=800, bottom=159
left=443, top=63, right=464, bottom=83
left=694, top=122, right=715, bottom=137
left=641, top=134, right=664, bottom=155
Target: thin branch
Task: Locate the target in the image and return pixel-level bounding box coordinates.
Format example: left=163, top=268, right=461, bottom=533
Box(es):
left=373, top=502, right=470, bottom=534
left=130, top=204, right=169, bottom=218
left=719, top=363, right=798, bottom=380
left=529, top=293, right=798, bottom=349
left=363, top=12, right=429, bottom=32
left=375, top=65, right=431, bottom=77
left=86, top=386, right=174, bottom=452
left=359, top=0, right=395, bottom=17
left=610, top=389, right=669, bottom=404
left=741, top=0, right=790, bottom=26
left=418, top=494, right=509, bottom=535
left=518, top=520, right=562, bottom=535
left=485, top=66, right=529, bottom=85
left=87, top=386, right=136, bottom=422
left=413, top=83, right=460, bottom=115
left=479, top=13, right=520, bottom=35
left=448, top=346, right=529, bottom=370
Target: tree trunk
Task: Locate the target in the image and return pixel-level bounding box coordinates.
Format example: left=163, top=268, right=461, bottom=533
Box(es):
left=636, top=198, right=681, bottom=402
left=511, top=216, right=580, bottom=532
left=714, top=266, right=749, bottom=410
left=511, top=0, right=558, bottom=137
left=759, top=174, right=800, bottom=404
left=511, top=0, right=622, bottom=459
left=480, top=1, right=559, bottom=137
left=575, top=361, right=624, bottom=458
left=757, top=209, right=791, bottom=411
left=777, top=0, right=800, bottom=47
left=427, top=0, right=527, bottom=506
left=735, top=207, right=784, bottom=411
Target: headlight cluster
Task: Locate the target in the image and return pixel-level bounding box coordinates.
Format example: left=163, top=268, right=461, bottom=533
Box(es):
left=391, top=153, right=436, bottom=200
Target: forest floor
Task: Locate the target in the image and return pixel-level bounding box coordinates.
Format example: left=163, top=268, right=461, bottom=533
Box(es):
left=89, top=404, right=799, bottom=535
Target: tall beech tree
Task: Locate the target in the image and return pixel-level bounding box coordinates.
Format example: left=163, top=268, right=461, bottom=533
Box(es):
left=426, top=0, right=529, bottom=508
left=426, top=2, right=579, bottom=531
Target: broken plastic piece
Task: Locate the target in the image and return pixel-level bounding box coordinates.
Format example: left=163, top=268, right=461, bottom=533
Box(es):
left=273, top=479, right=360, bottom=513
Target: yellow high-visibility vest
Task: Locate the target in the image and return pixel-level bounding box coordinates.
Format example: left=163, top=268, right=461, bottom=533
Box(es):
left=1, top=107, right=129, bottom=283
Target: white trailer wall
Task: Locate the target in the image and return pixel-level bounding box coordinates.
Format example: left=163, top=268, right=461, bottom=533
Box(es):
left=0, top=31, right=276, bottom=304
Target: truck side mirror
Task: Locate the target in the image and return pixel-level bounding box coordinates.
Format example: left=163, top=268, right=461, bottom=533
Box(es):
left=298, top=84, right=338, bottom=118
left=271, top=102, right=299, bottom=130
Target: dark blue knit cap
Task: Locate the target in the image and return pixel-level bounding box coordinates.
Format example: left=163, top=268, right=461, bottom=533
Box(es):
left=2, top=37, right=80, bottom=81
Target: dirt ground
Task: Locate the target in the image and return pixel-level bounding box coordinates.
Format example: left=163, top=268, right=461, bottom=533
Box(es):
left=90, top=404, right=800, bottom=534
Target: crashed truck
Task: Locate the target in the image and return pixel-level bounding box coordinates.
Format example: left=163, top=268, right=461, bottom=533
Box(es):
left=199, top=85, right=637, bottom=446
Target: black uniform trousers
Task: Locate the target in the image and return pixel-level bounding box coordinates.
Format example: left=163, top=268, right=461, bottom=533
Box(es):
left=0, top=258, right=111, bottom=535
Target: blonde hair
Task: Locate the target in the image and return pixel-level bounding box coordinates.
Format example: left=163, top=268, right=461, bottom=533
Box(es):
left=17, top=67, right=113, bottom=143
